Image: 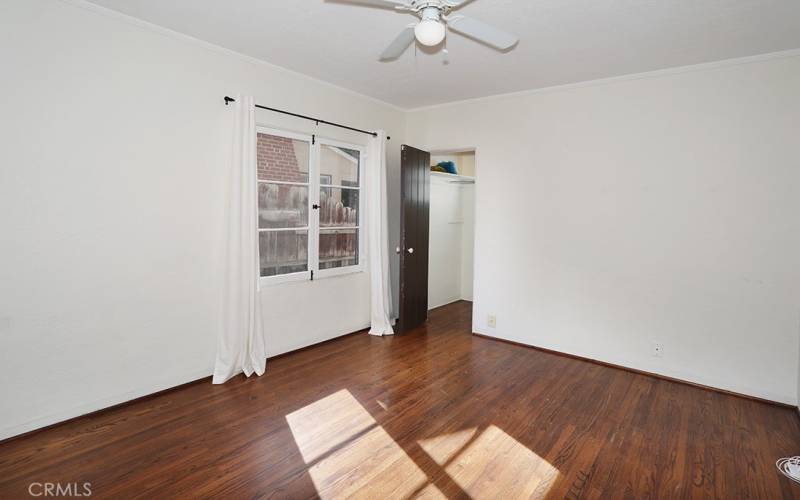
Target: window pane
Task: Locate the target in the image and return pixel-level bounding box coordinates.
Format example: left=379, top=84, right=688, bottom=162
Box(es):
left=319, top=187, right=359, bottom=227
left=320, top=144, right=359, bottom=186
left=257, top=133, right=310, bottom=183
left=319, top=229, right=358, bottom=270
left=259, top=230, right=308, bottom=277
left=258, top=183, right=309, bottom=229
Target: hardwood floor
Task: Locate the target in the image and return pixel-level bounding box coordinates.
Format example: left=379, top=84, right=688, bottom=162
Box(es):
left=1, top=301, right=799, bottom=498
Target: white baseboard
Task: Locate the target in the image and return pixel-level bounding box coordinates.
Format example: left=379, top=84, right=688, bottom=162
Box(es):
left=428, top=297, right=464, bottom=311
left=1, top=325, right=374, bottom=442
left=473, top=327, right=796, bottom=407
left=0, top=368, right=213, bottom=442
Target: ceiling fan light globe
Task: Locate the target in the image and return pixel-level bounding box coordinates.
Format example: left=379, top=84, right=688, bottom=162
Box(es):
left=415, top=19, right=446, bottom=46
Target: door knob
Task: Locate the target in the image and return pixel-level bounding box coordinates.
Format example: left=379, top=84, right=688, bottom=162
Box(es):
left=407, top=248, right=414, bottom=254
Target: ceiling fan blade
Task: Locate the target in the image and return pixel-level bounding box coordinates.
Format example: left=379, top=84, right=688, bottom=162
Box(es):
left=328, top=0, right=411, bottom=9
left=446, top=15, right=518, bottom=50
left=443, top=0, right=477, bottom=8
left=380, top=25, right=416, bottom=61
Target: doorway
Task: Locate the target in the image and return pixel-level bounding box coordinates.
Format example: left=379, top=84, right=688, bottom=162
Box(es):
left=396, top=146, right=476, bottom=334
left=428, top=149, right=476, bottom=310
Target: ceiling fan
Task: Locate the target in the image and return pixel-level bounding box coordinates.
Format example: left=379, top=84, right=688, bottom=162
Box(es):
left=341, top=0, right=519, bottom=60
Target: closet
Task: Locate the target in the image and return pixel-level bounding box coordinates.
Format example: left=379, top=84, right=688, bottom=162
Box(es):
left=427, top=150, right=476, bottom=309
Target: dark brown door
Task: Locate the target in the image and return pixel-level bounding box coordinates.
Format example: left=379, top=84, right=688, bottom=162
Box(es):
left=398, top=145, right=431, bottom=333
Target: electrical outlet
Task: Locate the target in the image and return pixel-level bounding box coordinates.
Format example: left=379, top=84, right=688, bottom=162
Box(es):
left=652, top=341, right=664, bottom=358
left=487, top=314, right=497, bottom=328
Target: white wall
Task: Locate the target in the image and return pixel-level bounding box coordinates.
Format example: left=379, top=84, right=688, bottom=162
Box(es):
left=460, top=184, right=475, bottom=301
left=428, top=176, right=462, bottom=308
left=0, top=0, right=405, bottom=440
left=428, top=174, right=475, bottom=309
left=407, top=55, right=800, bottom=405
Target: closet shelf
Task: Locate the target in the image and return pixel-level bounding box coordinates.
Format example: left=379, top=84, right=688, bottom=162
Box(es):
left=430, top=171, right=475, bottom=182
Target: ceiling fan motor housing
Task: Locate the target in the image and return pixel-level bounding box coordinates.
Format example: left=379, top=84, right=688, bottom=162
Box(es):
left=404, top=1, right=458, bottom=15
left=419, top=6, right=442, bottom=21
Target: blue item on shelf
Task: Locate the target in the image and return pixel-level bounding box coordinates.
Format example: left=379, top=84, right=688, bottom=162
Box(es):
left=437, top=161, right=458, bottom=175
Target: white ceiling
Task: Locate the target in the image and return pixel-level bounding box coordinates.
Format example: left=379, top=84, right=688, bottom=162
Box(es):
left=87, top=0, right=800, bottom=109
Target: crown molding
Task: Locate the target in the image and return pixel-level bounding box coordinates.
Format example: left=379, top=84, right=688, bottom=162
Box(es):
left=59, top=0, right=406, bottom=113
left=408, top=48, right=800, bottom=113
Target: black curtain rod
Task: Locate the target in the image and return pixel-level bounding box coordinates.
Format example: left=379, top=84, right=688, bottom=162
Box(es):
left=224, top=96, right=390, bottom=140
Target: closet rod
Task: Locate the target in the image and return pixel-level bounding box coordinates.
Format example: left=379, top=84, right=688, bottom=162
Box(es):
left=223, top=96, right=390, bottom=140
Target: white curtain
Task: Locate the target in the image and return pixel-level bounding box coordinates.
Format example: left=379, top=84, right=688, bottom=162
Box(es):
left=213, top=95, right=267, bottom=384
left=367, top=131, right=395, bottom=336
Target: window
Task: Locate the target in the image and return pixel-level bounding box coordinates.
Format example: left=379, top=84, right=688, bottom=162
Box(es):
left=257, top=128, right=364, bottom=283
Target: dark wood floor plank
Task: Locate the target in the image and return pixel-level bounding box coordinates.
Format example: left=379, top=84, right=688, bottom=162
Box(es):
left=1, top=301, right=798, bottom=499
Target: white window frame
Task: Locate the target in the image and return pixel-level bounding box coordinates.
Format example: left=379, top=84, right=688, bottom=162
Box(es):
left=257, top=127, right=366, bottom=286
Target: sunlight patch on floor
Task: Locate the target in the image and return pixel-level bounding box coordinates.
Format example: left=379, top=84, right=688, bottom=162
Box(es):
left=286, top=389, right=443, bottom=499
left=286, top=389, right=376, bottom=464
left=417, top=427, right=478, bottom=465
left=420, top=425, right=559, bottom=498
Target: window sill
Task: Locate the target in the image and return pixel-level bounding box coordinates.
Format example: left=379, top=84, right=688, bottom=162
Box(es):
left=316, top=265, right=365, bottom=281
left=259, top=266, right=365, bottom=287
